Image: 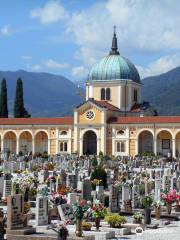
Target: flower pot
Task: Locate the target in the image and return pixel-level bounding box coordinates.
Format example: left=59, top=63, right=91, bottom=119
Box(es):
left=175, top=205, right=180, bottom=212
left=95, top=217, right=100, bottom=231
left=58, top=235, right=67, bottom=240
left=133, top=219, right=142, bottom=224
left=76, top=218, right=82, bottom=237
left=144, top=208, right=151, bottom=224
left=82, top=226, right=91, bottom=231
left=167, top=204, right=172, bottom=215
left=155, top=207, right=161, bottom=220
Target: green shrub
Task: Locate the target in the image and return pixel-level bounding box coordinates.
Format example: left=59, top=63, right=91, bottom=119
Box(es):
left=105, top=213, right=126, bottom=228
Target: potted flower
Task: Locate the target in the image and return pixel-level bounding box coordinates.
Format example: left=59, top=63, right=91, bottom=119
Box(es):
left=161, top=189, right=179, bottom=215
left=105, top=213, right=126, bottom=228
left=175, top=197, right=180, bottom=212
left=82, top=221, right=92, bottom=231
left=133, top=212, right=143, bottom=224
left=91, top=200, right=107, bottom=231
left=72, top=199, right=89, bottom=237
left=153, top=201, right=162, bottom=220
left=57, top=223, right=69, bottom=240
left=141, top=195, right=153, bottom=224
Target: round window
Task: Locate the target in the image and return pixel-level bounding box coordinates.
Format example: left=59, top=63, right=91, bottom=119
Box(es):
left=86, top=110, right=95, bottom=120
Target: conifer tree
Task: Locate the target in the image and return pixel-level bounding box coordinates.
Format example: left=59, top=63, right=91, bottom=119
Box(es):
left=0, top=78, right=8, bottom=118
left=14, top=78, right=31, bottom=118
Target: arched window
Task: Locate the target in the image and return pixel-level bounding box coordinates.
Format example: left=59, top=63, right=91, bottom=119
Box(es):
left=117, top=142, right=121, bottom=152
left=121, top=142, right=125, bottom=152
left=61, top=130, right=67, bottom=135
left=64, top=142, right=67, bottom=152
left=101, top=88, right=105, bottom=100
left=60, top=142, right=63, bottom=151
left=106, top=88, right=111, bottom=100
left=134, top=89, right=138, bottom=102
left=117, top=130, right=125, bottom=135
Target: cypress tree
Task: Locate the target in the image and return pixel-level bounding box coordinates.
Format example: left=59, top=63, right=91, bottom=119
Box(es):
left=0, top=78, right=8, bottom=118
left=14, top=78, right=31, bottom=118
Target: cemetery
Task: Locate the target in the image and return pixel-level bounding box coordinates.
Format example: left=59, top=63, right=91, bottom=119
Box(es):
left=0, top=152, right=179, bottom=240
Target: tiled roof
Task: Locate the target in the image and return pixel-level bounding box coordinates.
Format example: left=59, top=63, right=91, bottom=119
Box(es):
left=0, top=117, right=73, bottom=125
left=94, top=100, right=120, bottom=111
left=109, top=116, right=180, bottom=124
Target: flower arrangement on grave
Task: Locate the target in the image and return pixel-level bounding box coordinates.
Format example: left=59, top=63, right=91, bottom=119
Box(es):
left=153, top=201, right=162, bottom=220
left=82, top=221, right=92, bottom=231
left=91, top=179, right=102, bottom=186
left=91, top=199, right=107, bottom=231
left=72, top=199, right=89, bottom=237
left=133, top=212, right=143, bottom=224
left=161, top=189, right=180, bottom=214
left=46, top=176, right=56, bottom=184
left=57, top=185, right=70, bottom=195
left=23, top=202, right=30, bottom=214
left=51, top=192, right=67, bottom=206
left=38, top=186, right=49, bottom=196
left=47, top=162, right=56, bottom=171
left=141, top=195, right=153, bottom=224
left=105, top=213, right=126, bottom=228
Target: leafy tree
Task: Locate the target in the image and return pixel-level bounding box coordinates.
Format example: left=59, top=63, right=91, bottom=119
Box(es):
left=0, top=78, right=8, bottom=117
left=91, top=166, right=107, bottom=189
left=14, top=78, right=31, bottom=118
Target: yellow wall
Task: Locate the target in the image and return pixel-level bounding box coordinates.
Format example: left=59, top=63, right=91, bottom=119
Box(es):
left=129, top=139, right=136, bottom=157
left=78, top=106, right=102, bottom=124
left=93, top=86, right=119, bottom=108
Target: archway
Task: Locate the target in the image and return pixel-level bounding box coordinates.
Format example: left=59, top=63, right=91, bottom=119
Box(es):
left=34, top=131, right=48, bottom=154
left=3, top=131, right=17, bottom=154
left=175, top=132, right=180, bottom=157
left=157, top=130, right=172, bottom=157
left=138, top=130, right=154, bottom=155
left=19, top=131, right=32, bottom=154
left=83, top=130, right=97, bottom=155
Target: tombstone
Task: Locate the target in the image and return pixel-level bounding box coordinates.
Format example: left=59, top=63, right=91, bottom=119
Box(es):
left=58, top=204, right=74, bottom=223
left=170, top=177, right=177, bottom=190
left=109, top=185, right=119, bottom=213
left=162, top=175, right=170, bottom=192
left=36, top=196, right=48, bottom=226
left=7, top=194, right=25, bottom=230
left=0, top=176, right=4, bottom=198
left=131, top=186, right=140, bottom=209
left=96, top=185, right=104, bottom=202
left=155, top=179, right=161, bottom=202
left=82, top=179, right=92, bottom=201
left=0, top=209, right=5, bottom=239
left=67, top=193, right=77, bottom=205
left=122, top=183, right=130, bottom=209
left=3, top=180, right=12, bottom=198
left=66, top=174, right=77, bottom=189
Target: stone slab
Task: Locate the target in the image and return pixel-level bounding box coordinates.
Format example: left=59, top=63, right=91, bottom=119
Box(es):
left=6, top=227, right=36, bottom=235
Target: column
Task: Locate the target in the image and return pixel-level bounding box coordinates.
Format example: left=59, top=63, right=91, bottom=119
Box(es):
left=48, top=139, right=50, bottom=155
left=135, top=139, right=138, bottom=156
left=97, top=138, right=101, bottom=155
left=56, top=129, right=59, bottom=154
left=32, top=137, right=35, bottom=155
left=79, top=138, right=83, bottom=156
left=172, top=138, right=176, bottom=158
left=154, top=138, right=157, bottom=156
left=16, top=137, right=19, bottom=155
left=1, top=138, right=4, bottom=153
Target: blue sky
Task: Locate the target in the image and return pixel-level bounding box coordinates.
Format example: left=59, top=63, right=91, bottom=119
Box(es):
left=0, top=0, right=180, bottom=82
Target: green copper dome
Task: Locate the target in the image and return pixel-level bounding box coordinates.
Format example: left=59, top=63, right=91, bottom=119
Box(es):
left=88, top=31, right=140, bottom=83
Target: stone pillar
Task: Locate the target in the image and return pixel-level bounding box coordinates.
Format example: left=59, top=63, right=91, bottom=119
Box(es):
left=1, top=138, right=4, bottom=153
left=79, top=138, right=83, bottom=156
left=172, top=138, right=176, bottom=158
left=135, top=139, right=138, bottom=156
left=48, top=139, right=50, bottom=155
left=16, top=137, right=19, bottom=155
left=154, top=138, right=157, bottom=156
left=32, top=137, right=35, bottom=155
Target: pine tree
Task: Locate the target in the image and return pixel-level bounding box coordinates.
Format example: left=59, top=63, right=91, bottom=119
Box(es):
left=0, top=78, right=8, bottom=118
left=14, top=78, right=31, bottom=118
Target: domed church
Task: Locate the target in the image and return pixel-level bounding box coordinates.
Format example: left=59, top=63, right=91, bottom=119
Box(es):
left=0, top=31, right=180, bottom=158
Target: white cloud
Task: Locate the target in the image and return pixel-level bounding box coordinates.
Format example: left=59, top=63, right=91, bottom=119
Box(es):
left=0, top=25, right=11, bottom=36
left=44, top=59, right=69, bottom=69
left=67, top=0, right=180, bottom=67
left=30, top=0, right=69, bottom=24
left=27, top=63, right=42, bottom=71
left=21, top=55, right=32, bottom=60
left=72, top=66, right=89, bottom=78
left=137, top=53, right=180, bottom=78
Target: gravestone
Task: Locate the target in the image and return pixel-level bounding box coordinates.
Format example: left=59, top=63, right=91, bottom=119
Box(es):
left=122, top=183, right=130, bottom=209
left=82, top=179, right=92, bottom=201
left=3, top=180, right=12, bottom=198
left=67, top=193, right=77, bottom=205
left=36, top=196, right=48, bottom=226
left=7, top=194, right=25, bottom=230
left=109, top=185, right=119, bottom=212
left=58, top=203, right=75, bottom=223
left=155, top=179, right=161, bottom=202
